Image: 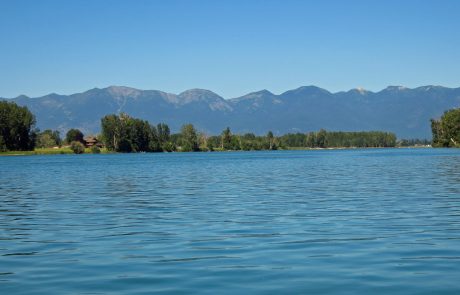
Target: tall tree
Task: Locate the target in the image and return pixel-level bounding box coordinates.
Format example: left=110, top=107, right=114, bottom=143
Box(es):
left=267, top=131, right=274, bottom=150
left=440, top=108, right=460, bottom=147
left=180, top=124, right=199, bottom=152
left=431, top=119, right=442, bottom=147
left=432, top=108, right=460, bottom=147
left=305, top=132, right=316, bottom=147
left=221, top=127, right=232, bottom=150
left=101, top=114, right=122, bottom=150
left=316, top=129, right=327, bottom=148
left=157, top=123, right=170, bottom=143
left=0, top=101, right=36, bottom=151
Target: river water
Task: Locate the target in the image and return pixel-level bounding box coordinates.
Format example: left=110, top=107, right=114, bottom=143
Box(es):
left=1, top=149, right=460, bottom=294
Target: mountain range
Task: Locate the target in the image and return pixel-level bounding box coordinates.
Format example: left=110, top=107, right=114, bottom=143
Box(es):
left=3, top=85, right=460, bottom=139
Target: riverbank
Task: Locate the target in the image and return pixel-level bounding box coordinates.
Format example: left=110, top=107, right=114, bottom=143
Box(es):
left=0, top=147, right=111, bottom=156
left=1, top=145, right=434, bottom=156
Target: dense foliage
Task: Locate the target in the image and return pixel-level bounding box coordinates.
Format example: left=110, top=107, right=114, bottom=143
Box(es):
left=205, top=130, right=277, bottom=151
left=279, top=130, right=396, bottom=148
left=101, top=113, right=174, bottom=152
left=0, top=101, right=36, bottom=151
left=180, top=124, right=199, bottom=152
left=431, top=108, right=460, bottom=147
left=65, top=129, right=84, bottom=144
left=0, top=104, right=402, bottom=153
left=173, top=127, right=397, bottom=151
left=36, top=129, right=61, bottom=148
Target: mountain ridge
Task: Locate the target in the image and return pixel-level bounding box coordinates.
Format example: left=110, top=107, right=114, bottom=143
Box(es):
left=2, top=85, right=460, bottom=139
left=4, top=84, right=458, bottom=100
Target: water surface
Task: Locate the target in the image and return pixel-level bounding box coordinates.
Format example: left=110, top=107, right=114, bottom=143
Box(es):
left=1, top=149, right=460, bottom=294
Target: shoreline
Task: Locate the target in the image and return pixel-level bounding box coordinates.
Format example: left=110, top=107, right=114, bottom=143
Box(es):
left=0, top=146, right=433, bottom=156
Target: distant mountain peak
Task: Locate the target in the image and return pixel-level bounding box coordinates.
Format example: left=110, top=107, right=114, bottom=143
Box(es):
left=15, top=94, right=30, bottom=100
left=235, top=89, right=275, bottom=99
left=347, top=87, right=370, bottom=95
left=297, top=85, right=327, bottom=91
left=105, top=86, right=142, bottom=97
left=177, top=88, right=231, bottom=111
left=178, top=89, right=223, bottom=100
left=281, top=85, right=331, bottom=97
left=179, top=88, right=219, bottom=95
left=384, top=85, right=409, bottom=91
left=252, top=89, right=274, bottom=96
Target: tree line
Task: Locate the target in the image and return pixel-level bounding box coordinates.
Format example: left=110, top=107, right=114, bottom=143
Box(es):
left=99, top=115, right=397, bottom=152
left=278, top=130, right=397, bottom=148
left=4, top=100, right=448, bottom=153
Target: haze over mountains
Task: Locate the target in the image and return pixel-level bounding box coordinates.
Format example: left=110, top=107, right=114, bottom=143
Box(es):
left=4, top=85, right=460, bottom=139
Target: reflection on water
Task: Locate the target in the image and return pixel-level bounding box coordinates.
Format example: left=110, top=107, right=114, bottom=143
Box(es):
left=1, top=149, right=460, bottom=294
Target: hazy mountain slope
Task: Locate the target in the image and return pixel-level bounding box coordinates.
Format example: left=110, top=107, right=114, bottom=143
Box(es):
left=3, top=85, right=460, bottom=138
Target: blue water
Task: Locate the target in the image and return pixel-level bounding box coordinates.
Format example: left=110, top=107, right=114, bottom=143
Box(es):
left=1, top=149, right=460, bottom=294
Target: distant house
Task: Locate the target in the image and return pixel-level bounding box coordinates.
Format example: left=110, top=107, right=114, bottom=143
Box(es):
left=83, top=136, right=103, bottom=148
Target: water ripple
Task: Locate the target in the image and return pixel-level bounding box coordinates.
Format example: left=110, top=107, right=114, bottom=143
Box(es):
left=1, top=149, right=460, bottom=294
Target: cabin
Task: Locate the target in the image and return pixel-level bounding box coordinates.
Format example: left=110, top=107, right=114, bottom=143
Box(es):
left=83, top=136, right=103, bottom=148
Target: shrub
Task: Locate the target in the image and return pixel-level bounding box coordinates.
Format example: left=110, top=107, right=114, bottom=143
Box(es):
left=70, top=141, right=85, bottom=154
left=162, top=142, right=176, bottom=152
left=91, top=146, right=101, bottom=154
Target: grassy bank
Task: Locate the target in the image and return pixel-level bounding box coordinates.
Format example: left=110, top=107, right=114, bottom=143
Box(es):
left=1, top=145, right=432, bottom=156
left=0, top=147, right=111, bottom=156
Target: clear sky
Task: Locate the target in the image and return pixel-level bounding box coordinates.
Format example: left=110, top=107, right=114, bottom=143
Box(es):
left=1, top=0, right=459, bottom=98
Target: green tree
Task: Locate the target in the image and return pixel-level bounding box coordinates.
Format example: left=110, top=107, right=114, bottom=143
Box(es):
left=207, top=140, right=214, bottom=151
left=66, top=128, right=84, bottom=144
left=267, top=131, right=274, bottom=150
left=230, top=135, right=241, bottom=150
left=36, top=129, right=61, bottom=148
left=432, top=108, right=460, bottom=147
left=157, top=123, right=170, bottom=143
left=316, top=129, right=327, bottom=148
left=180, top=123, right=199, bottom=152
left=221, top=127, right=232, bottom=150
left=440, top=108, right=460, bottom=147
left=431, top=119, right=444, bottom=147
left=0, top=101, right=36, bottom=151
left=36, top=132, right=56, bottom=148
left=101, top=114, right=122, bottom=151
left=305, top=132, right=316, bottom=147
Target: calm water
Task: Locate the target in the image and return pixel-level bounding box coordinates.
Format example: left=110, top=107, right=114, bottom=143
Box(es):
left=1, top=149, right=460, bottom=294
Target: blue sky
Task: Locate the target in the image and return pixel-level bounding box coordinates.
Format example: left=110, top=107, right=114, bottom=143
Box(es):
left=1, top=0, right=459, bottom=98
